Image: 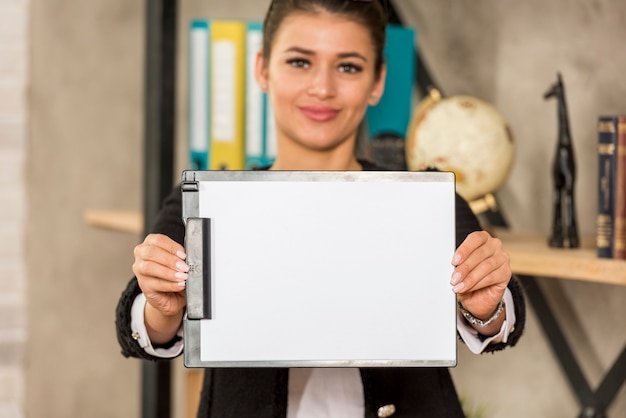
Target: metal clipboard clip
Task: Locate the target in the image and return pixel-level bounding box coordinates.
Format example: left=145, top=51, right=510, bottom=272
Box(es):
left=184, top=217, right=211, bottom=319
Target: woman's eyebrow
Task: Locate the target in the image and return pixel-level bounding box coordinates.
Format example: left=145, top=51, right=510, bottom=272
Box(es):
left=337, top=52, right=368, bottom=62
left=283, top=46, right=314, bottom=55
left=283, top=46, right=368, bottom=62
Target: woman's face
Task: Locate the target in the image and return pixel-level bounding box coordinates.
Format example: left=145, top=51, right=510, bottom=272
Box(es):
left=256, top=11, right=385, bottom=157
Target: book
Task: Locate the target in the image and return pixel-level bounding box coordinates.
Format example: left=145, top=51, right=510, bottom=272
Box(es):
left=209, top=21, right=247, bottom=170
left=244, top=22, right=265, bottom=169
left=597, top=116, right=618, bottom=258
left=614, top=116, right=626, bottom=259
left=188, top=20, right=210, bottom=170
left=264, top=99, right=277, bottom=165
left=365, top=25, right=416, bottom=140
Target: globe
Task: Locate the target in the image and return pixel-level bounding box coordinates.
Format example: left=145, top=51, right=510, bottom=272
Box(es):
left=405, top=90, right=515, bottom=203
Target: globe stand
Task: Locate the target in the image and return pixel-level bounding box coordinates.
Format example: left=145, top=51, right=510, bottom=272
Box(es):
left=469, top=193, right=509, bottom=228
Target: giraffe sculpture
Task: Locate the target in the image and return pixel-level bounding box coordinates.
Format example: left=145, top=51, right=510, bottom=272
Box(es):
left=544, top=72, right=579, bottom=248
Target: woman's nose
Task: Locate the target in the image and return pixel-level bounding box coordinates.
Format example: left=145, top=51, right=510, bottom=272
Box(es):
left=307, top=67, right=336, bottom=99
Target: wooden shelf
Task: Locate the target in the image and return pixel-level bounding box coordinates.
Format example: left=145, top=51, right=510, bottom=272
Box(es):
left=83, top=210, right=143, bottom=234
left=493, top=228, right=626, bottom=286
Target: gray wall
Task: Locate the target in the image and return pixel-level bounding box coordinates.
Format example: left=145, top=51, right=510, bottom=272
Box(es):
left=26, top=0, right=144, bottom=417
left=0, top=1, right=28, bottom=417
left=22, top=0, right=626, bottom=417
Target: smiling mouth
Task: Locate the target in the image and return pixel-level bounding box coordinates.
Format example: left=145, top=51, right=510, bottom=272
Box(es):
left=299, top=106, right=340, bottom=122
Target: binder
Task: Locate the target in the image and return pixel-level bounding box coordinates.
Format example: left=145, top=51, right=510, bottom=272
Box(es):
left=264, top=99, right=277, bottom=165
left=188, top=20, right=210, bottom=170
left=244, top=21, right=276, bottom=168
left=209, top=21, right=247, bottom=170
left=365, top=25, right=416, bottom=139
left=245, top=22, right=266, bottom=169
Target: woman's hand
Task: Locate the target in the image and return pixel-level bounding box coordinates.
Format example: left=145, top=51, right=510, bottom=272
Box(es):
left=133, top=233, right=188, bottom=343
left=451, top=231, right=511, bottom=332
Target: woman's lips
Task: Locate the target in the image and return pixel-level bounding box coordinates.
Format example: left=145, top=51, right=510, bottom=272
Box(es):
left=299, top=106, right=340, bottom=122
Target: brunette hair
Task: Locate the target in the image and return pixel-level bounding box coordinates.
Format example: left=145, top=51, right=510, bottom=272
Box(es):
left=262, top=0, right=387, bottom=78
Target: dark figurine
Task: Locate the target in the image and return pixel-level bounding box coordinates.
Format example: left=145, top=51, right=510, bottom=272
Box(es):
left=544, top=72, right=579, bottom=248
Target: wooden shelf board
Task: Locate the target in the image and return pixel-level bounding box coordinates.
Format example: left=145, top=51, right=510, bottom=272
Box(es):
left=84, top=210, right=143, bottom=235
left=493, top=228, right=626, bottom=286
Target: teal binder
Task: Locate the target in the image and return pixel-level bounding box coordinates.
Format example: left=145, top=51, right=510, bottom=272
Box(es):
left=365, top=25, right=416, bottom=139
left=188, top=20, right=210, bottom=170
left=245, top=21, right=266, bottom=169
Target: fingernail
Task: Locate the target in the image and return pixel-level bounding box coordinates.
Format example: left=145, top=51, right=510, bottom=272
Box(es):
left=176, top=261, right=189, bottom=272
left=452, top=254, right=461, bottom=265
left=450, top=272, right=462, bottom=285
left=176, top=250, right=187, bottom=260
left=175, top=272, right=188, bottom=280
left=177, top=281, right=186, bottom=288
left=452, top=282, right=465, bottom=293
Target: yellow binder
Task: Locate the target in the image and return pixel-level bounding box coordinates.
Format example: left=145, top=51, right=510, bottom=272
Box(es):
left=209, top=21, right=246, bottom=170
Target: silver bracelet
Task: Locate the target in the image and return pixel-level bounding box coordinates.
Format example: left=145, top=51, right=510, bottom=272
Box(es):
left=458, top=299, right=505, bottom=327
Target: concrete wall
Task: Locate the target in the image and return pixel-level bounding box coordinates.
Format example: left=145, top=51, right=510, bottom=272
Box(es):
left=13, top=0, right=626, bottom=417
left=0, top=1, right=29, bottom=417
left=25, top=0, right=144, bottom=417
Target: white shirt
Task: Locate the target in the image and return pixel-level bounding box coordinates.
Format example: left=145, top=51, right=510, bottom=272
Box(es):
left=130, top=289, right=516, bottom=418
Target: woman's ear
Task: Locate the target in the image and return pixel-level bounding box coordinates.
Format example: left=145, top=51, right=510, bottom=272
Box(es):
left=255, top=50, right=269, bottom=92
left=368, top=63, right=387, bottom=106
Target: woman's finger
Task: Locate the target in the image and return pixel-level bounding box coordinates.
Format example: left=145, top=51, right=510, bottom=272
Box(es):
left=144, top=233, right=186, bottom=259
left=140, top=274, right=188, bottom=294
left=134, top=260, right=188, bottom=286
left=452, top=231, right=491, bottom=266
left=454, top=262, right=510, bottom=295
left=135, top=243, right=187, bottom=271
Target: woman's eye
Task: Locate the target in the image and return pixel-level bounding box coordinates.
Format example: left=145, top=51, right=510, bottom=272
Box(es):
left=287, top=59, right=309, bottom=68
left=339, top=63, right=362, bottom=73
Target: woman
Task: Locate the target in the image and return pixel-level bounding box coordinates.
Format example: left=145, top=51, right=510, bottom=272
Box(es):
left=116, top=1, right=526, bottom=416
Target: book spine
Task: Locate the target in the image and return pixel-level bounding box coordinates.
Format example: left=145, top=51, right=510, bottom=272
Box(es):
left=209, top=21, right=247, bottom=170
left=188, top=20, right=210, bottom=170
left=613, top=116, right=626, bottom=259
left=597, top=116, right=618, bottom=258
left=264, top=100, right=277, bottom=166
left=244, top=22, right=265, bottom=170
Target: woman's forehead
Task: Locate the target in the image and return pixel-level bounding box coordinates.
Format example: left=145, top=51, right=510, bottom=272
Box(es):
left=271, top=11, right=375, bottom=56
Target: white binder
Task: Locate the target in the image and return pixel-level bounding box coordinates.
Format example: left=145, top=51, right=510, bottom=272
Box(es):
left=182, top=170, right=457, bottom=368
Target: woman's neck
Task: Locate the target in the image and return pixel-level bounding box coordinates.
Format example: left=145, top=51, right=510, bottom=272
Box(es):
left=270, top=153, right=362, bottom=171
left=270, top=135, right=363, bottom=171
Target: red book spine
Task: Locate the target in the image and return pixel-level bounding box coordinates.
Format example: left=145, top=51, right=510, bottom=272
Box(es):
left=614, top=116, right=626, bottom=259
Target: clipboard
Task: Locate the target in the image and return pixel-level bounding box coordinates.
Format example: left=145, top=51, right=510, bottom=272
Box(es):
left=182, top=170, right=457, bottom=368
